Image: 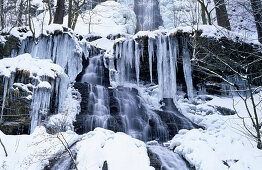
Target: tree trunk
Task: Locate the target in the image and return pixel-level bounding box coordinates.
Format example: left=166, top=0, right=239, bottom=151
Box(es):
left=201, top=3, right=207, bottom=25
left=54, top=0, right=65, bottom=24
left=0, top=0, right=4, bottom=29
left=68, top=0, right=72, bottom=28
left=47, top=0, right=52, bottom=25
left=17, top=0, right=24, bottom=27
left=72, top=14, right=79, bottom=30
left=250, top=0, right=262, bottom=43
left=213, top=0, right=231, bottom=30
left=27, top=0, right=35, bottom=40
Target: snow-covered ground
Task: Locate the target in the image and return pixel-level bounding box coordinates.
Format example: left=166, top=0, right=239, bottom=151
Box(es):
left=170, top=93, right=262, bottom=170
left=0, top=127, right=153, bottom=170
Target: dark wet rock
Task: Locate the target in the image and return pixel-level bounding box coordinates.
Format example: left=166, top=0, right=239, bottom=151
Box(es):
left=216, top=106, right=236, bottom=115
left=147, top=147, right=162, bottom=170
left=102, top=161, right=108, bottom=170
left=0, top=35, right=20, bottom=59
left=0, top=77, right=31, bottom=135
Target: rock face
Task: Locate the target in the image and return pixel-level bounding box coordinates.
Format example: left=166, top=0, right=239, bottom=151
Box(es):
left=0, top=35, right=20, bottom=59
left=0, top=77, right=31, bottom=134
left=191, top=36, right=262, bottom=94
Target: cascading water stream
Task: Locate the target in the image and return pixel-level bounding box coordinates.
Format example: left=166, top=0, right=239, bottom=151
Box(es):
left=79, top=55, right=110, bottom=132
left=147, top=142, right=190, bottom=170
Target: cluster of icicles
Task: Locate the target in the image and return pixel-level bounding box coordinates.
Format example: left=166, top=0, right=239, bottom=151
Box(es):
left=1, top=33, right=87, bottom=133
left=112, top=35, right=194, bottom=102
left=0, top=73, right=68, bottom=133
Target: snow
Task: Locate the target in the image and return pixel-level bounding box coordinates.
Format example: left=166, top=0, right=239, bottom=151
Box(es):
left=76, top=128, right=153, bottom=170
left=62, top=1, right=136, bottom=36
left=131, top=24, right=261, bottom=45
left=170, top=92, right=262, bottom=170
left=47, top=86, right=81, bottom=132
left=159, top=0, right=176, bottom=29
left=89, top=37, right=114, bottom=51
left=0, top=126, right=79, bottom=170
left=0, top=53, right=64, bottom=79
left=0, top=127, right=154, bottom=170
left=36, top=81, right=51, bottom=89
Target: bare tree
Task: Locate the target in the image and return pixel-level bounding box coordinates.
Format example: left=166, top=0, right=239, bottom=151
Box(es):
left=57, top=133, right=78, bottom=170
left=196, top=0, right=215, bottom=25
left=45, top=0, right=53, bottom=25
left=68, top=0, right=73, bottom=28
left=191, top=29, right=262, bottom=149
left=27, top=0, right=36, bottom=40
left=17, top=0, right=25, bottom=27
left=68, top=0, right=88, bottom=30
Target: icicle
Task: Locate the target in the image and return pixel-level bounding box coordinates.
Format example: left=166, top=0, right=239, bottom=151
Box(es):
left=0, top=77, right=9, bottom=122
left=135, top=42, right=140, bottom=85
left=169, top=36, right=178, bottom=102
left=57, top=75, right=69, bottom=113
left=148, top=38, right=154, bottom=83
left=182, top=38, right=194, bottom=100
left=128, top=40, right=134, bottom=68
left=30, top=84, right=51, bottom=133
left=157, top=36, right=163, bottom=100
left=156, top=35, right=179, bottom=102
left=162, top=36, right=169, bottom=97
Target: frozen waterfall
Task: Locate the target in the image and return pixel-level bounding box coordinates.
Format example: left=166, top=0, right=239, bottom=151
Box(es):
left=113, top=35, right=188, bottom=102
left=30, top=84, right=51, bottom=133
left=134, top=0, right=163, bottom=31
left=11, top=34, right=83, bottom=81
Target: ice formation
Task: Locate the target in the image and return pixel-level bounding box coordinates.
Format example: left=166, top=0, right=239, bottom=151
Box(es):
left=134, top=0, right=163, bottom=31
left=182, top=37, right=193, bottom=100
left=112, top=31, right=193, bottom=102
left=11, top=33, right=83, bottom=81
left=0, top=54, right=69, bottom=132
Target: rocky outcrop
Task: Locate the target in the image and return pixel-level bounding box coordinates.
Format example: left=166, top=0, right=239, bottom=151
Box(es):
left=0, top=35, right=20, bottom=59
left=0, top=76, right=31, bottom=134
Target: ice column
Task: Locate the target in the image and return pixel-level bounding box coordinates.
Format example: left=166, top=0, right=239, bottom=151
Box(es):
left=156, top=36, right=178, bottom=101
left=30, top=83, right=51, bottom=133
left=0, top=77, right=9, bottom=122
left=135, top=42, right=140, bottom=85
left=148, top=38, right=154, bottom=83
left=182, top=38, right=193, bottom=100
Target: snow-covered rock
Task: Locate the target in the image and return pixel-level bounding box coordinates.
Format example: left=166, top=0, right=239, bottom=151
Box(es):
left=0, top=53, right=64, bottom=80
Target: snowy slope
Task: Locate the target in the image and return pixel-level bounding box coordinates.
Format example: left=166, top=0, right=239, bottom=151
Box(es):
left=0, top=127, right=154, bottom=170
left=170, top=92, right=262, bottom=170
